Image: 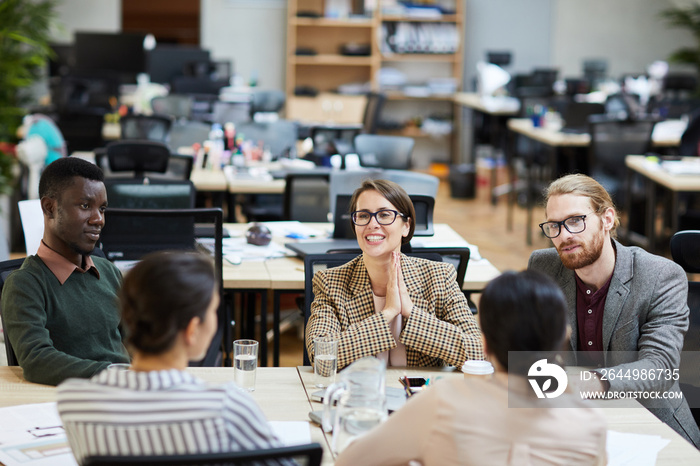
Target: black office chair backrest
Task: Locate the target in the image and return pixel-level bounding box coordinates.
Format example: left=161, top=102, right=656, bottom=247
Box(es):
left=120, top=114, right=172, bottom=142
left=84, top=442, right=323, bottom=466
left=303, top=253, right=362, bottom=366
left=362, top=92, right=386, bottom=134
left=150, top=94, right=194, bottom=121
left=354, top=134, right=415, bottom=170
left=680, top=109, right=700, bottom=157
left=283, top=173, right=330, bottom=222
left=100, top=208, right=223, bottom=366
left=0, top=258, right=26, bottom=367
left=106, top=140, right=171, bottom=178
left=588, top=115, right=657, bottom=179
left=249, top=89, right=286, bottom=119
left=105, top=179, right=196, bottom=209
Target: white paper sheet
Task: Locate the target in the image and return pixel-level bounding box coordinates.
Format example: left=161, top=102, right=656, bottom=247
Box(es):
left=606, top=430, right=670, bottom=466
left=0, top=403, right=77, bottom=466
left=269, top=421, right=313, bottom=446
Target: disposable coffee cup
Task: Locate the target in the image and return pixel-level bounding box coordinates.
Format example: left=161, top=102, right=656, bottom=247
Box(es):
left=462, top=360, right=494, bottom=378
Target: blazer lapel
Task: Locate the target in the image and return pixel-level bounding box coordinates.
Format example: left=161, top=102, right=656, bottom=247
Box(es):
left=345, top=256, right=375, bottom=323
left=602, top=241, right=632, bottom=353
left=556, top=265, right=578, bottom=352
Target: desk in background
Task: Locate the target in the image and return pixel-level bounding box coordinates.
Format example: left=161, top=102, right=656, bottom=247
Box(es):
left=506, top=118, right=684, bottom=245
left=454, top=93, right=520, bottom=204
left=624, top=155, right=700, bottom=253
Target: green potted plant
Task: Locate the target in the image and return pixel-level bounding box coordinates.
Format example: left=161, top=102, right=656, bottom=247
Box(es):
left=0, top=0, right=57, bottom=195
left=660, top=3, right=700, bottom=90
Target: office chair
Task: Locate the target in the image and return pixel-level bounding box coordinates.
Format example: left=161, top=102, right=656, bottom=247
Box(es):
left=120, top=114, right=172, bottom=142
left=588, top=115, right=657, bottom=208
left=382, top=170, right=439, bottom=198
left=354, top=134, right=415, bottom=170
left=670, top=230, right=700, bottom=428
left=283, top=172, right=331, bottom=222
left=104, top=140, right=193, bottom=180
left=150, top=94, right=194, bottom=121
left=302, top=253, right=361, bottom=365
left=308, top=92, right=386, bottom=157
left=0, top=258, right=26, bottom=367
left=328, top=169, right=384, bottom=222
left=679, top=109, right=700, bottom=157
left=84, top=443, right=323, bottom=466
left=100, top=208, right=224, bottom=367
left=104, top=179, right=196, bottom=210
left=235, top=120, right=299, bottom=222
left=249, top=89, right=286, bottom=120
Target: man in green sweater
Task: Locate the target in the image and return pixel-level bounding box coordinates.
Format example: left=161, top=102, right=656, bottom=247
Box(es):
left=2, top=157, right=129, bottom=385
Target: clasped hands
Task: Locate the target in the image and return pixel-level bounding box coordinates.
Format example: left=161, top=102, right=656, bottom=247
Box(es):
left=382, top=251, right=413, bottom=323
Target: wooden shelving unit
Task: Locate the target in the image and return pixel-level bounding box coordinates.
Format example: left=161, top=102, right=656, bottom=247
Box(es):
left=374, top=0, right=464, bottom=164
left=285, top=0, right=465, bottom=163
left=286, top=0, right=378, bottom=123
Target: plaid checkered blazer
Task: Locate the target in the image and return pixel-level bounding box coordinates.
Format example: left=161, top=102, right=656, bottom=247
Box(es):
left=306, top=254, right=484, bottom=369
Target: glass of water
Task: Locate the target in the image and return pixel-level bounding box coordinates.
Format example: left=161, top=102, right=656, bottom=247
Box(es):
left=233, top=339, right=258, bottom=391
left=314, top=335, right=338, bottom=388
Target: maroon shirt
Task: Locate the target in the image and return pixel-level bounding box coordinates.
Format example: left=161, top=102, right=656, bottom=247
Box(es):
left=575, top=273, right=613, bottom=366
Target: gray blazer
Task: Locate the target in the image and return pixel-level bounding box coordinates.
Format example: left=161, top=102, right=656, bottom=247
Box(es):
left=529, top=240, right=700, bottom=448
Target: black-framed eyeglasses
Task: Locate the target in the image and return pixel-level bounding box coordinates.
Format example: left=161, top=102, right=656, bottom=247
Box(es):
left=539, top=214, right=590, bottom=238
left=351, top=209, right=406, bottom=226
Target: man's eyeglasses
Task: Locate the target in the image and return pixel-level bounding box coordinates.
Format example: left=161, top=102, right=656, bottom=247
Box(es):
left=351, top=210, right=406, bottom=226
left=539, top=214, right=590, bottom=238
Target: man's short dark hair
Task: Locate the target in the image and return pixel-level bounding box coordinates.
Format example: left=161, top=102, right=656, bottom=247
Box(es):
left=39, top=157, right=105, bottom=200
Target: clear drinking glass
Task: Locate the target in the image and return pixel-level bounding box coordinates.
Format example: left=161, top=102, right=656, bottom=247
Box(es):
left=314, top=335, right=339, bottom=388
left=233, top=339, right=258, bottom=391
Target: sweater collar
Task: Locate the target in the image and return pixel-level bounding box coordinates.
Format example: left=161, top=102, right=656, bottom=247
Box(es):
left=37, top=240, right=99, bottom=285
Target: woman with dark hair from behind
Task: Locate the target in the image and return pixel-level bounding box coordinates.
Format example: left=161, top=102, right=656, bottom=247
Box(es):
left=57, top=252, right=283, bottom=465
left=335, top=270, right=607, bottom=466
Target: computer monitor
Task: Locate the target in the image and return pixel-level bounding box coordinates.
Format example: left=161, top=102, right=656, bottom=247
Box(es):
left=74, top=32, right=147, bottom=83
left=48, top=43, right=75, bottom=78
left=147, top=45, right=211, bottom=84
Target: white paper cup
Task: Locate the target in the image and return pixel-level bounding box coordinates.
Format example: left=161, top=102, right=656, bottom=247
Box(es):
left=462, top=360, right=494, bottom=378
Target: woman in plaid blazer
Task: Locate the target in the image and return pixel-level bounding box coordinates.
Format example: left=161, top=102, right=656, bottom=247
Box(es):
left=306, top=179, right=483, bottom=369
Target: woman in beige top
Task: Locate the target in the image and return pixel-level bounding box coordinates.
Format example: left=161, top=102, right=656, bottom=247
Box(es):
left=334, top=270, right=607, bottom=466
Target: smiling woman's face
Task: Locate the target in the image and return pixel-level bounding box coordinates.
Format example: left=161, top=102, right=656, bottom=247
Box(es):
left=354, top=189, right=410, bottom=259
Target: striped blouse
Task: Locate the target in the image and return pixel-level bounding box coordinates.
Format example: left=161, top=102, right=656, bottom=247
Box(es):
left=56, top=368, right=282, bottom=465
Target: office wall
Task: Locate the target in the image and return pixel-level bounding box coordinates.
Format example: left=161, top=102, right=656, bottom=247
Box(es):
left=552, top=0, right=695, bottom=78
left=464, top=0, right=552, bottom=90
left=51, top=0, right=120, bottom=42
left=201, top=0, right=287, bottom=91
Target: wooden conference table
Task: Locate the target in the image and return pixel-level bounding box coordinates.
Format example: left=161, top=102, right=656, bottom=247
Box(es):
left=624, top=155, right=700, bottom=253
left=2, top=365, right=699, bottom=465
left=220, top=223, right=502, bottom=366
left=506, top=118, right=684, bottom=245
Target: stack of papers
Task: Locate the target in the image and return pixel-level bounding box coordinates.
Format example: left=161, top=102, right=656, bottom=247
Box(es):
left=660, top=160, right=700, bottom=176
left=0, top=403, right=76, bottom=466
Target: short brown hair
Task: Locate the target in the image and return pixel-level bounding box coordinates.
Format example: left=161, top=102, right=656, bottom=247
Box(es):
left=348, top=179, right=415, bottom=244
left=544, top=174, right=620, bottom=238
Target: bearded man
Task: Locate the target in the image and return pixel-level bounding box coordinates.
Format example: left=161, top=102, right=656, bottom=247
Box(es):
left=528, top=173, right=700, bottom=449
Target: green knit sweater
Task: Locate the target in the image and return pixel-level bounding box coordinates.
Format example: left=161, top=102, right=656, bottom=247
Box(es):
left=2, top=255, right=129, bottom=385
